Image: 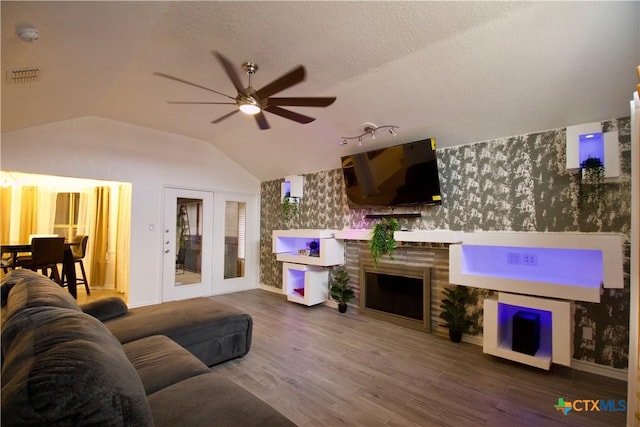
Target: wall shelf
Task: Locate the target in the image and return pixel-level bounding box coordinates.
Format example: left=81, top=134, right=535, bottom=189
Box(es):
left=282, top=262, right=328, bottom=306
left=449, top=231, right=623, bottom=303
left=273, top=230, right=344, bottom=306
left=483, top=293, right=572, bottom=370
left=365, top=213, right=421, bottom=219
left=334, top=229, right=463, bottom=244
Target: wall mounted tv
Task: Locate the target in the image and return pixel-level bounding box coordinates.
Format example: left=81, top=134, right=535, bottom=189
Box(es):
left=341, top=137, right=442, bottom=208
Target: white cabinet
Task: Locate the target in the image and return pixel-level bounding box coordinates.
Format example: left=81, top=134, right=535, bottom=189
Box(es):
left=272, top=229, right=345, bottom=306
left=449, top=231, right=623, bottom=369
left=282, top=263, right=329, bottom=306
left=483, top=293, right=572, bottom=370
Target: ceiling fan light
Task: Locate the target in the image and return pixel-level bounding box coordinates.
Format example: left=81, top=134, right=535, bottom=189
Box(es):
left=239, top=102, right=261, bottom=115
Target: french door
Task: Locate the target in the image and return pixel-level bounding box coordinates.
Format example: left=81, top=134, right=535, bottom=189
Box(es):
left=162, top=187, right=213, bottom=301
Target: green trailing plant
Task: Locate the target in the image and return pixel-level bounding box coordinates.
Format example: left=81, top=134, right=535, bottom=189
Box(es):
left=579, top=156, right=605, bottom=207
left=329, top=266, right=354, bottom=313
left=281, top=196, right=299, bottom=221
left=369, top=218, right=399, bottom=267
left=439, top=285, right=471, bottom=343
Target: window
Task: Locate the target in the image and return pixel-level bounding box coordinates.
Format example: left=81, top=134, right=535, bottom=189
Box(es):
left=53, top=192, right=80, bottom=240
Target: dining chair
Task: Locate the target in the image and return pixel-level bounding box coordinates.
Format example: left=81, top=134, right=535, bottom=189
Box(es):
left=16, top=237, right=66, bottom=285
left=68, top=235, right=90, bottom=295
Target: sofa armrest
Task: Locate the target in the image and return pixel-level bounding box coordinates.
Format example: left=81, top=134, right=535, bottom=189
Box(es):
left=81, top=297, right=128, bottom=322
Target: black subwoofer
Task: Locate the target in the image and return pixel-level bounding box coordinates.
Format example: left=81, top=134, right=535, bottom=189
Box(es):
left=512, top=310, right=541, bottom=356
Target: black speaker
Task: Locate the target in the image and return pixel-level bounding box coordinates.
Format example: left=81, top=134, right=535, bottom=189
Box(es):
left=512, top=310, right=541, bottom=356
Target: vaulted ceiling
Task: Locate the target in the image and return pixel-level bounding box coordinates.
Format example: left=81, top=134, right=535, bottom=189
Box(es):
left=2, top=1, right=638, bottom=181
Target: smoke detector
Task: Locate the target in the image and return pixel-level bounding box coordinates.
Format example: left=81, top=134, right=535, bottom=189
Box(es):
left=17, top=26, right=39, bottom=42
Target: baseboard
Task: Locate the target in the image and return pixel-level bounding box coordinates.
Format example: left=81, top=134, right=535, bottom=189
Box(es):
left=461, top=334, right=483, bottom=346
left=571, top=359, right=629, bottom=381
left=259, top=283, right=286, bottom=295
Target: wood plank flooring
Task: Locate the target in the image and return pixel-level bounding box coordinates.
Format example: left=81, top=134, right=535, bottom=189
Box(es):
left=211, top=290, right=627, bottom=427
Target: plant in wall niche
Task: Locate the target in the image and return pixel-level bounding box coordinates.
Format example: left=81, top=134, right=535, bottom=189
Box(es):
left=439, top=285, right=471, bottom=343
left=579, top=156, right=606, bottom=208
left=329, top=266, right=354, bottom=313
left=281, top=196, right=299, bottom=222
left=369, top=218, right=399, bottom=267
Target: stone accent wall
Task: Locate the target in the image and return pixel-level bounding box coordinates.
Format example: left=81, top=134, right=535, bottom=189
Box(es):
left=260, top=117, right=632, bottom=369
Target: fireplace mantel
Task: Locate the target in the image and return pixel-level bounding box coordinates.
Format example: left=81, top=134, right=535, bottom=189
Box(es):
left=334, top=229, right=463, bottom=244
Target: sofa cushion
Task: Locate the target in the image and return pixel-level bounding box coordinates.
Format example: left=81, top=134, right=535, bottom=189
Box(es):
left=1, top=306, right=153, bottom=426
left=105, top=297, right=252, bottom=367
left=148, top=372, right=296, bottom=427
left=1, top=269, right=80, bottom=321
left=81, top=296, right=128, bottom=321
left=123, top=335, right=211, bottom=395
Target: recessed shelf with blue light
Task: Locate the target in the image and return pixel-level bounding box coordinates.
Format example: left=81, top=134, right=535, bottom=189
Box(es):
left=449, top=232, right=623, bottom=303
left=566, top=121, right=620, bottom=178
left=483, top=292, right=572, bottom=370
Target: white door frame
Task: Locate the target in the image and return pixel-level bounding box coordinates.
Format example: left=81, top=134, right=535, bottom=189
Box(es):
left=212, top=191, right=259, bottom=295
left=162, top=187, right=214, bottom=301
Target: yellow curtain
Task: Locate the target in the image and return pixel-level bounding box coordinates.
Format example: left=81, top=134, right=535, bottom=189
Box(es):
left=90, top=186, right=109, bottom=287
left=1, top=187, right=11, bottom=243
left=115, top=184, right=131, bottom=294
left=18, top=186, right=38, bottom=242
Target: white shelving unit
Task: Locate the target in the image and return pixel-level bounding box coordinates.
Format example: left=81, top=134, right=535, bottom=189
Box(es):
left=483, top=293, right=572, bottom=370
left=449, top=231, right=623, bottom=369
left=282, top=263, right=329, bottom=306
left=272, top=229, right=345, bottom=306
left=449, top=232, right=623, bottom=302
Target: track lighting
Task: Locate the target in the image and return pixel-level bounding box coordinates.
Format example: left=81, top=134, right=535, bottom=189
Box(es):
left=340, top=123, right=399, bottom=146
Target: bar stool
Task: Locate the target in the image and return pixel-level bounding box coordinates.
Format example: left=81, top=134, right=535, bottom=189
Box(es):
left=16, top=237, right=65, bottom=285
left=69, top=235, right=90, bottom=295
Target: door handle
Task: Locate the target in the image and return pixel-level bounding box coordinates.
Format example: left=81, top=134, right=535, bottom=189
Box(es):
left=164, top=249, right=170, bottom=253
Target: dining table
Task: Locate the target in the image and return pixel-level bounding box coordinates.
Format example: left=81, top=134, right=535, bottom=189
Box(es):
left=1, top=241, right=80, bottom=298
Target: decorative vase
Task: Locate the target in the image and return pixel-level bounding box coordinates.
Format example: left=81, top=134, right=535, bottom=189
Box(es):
left=449, top=330, right=462, bottom=343
left=338, top=303, right=347, bottom=313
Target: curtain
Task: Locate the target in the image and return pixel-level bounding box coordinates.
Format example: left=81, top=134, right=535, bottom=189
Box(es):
left=35, top=188, right=56, bottom=235
left=90, top=186, right=109, bottom=287
left=1, top=187, right=11, bottom=244
left=115, top=184, right=131, bottom=294
left=18, top=186, right=38, bottom=242
left=77, top=187, right=97, bottom=284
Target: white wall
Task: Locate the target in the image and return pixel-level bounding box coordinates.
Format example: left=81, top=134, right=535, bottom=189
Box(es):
left=0, top=116, right=260, bottom=306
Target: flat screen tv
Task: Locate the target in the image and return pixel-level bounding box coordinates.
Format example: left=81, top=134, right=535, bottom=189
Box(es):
left=341, top=137, right=442, bottom=208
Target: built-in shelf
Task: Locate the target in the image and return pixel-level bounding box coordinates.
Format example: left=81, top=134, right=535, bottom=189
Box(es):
left=334, top=229, right=463, bottom=244
left=272, top=230, right=344, bottom=306
left=281, top=175, right=303, bottom=200
left=282, top=262, right=328, bottom=306
left=483, top=293, right=572, bottom=370
left=449, top=231, right=623, bottom=303
left=272, top=229, right=344, bottom=267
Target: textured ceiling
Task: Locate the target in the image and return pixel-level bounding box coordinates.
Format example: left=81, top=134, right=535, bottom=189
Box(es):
left=2, top=1, right=639, bottom=181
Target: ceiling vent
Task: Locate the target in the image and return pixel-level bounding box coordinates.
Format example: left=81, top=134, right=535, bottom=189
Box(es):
left=8, top=68, right=40, bottom=84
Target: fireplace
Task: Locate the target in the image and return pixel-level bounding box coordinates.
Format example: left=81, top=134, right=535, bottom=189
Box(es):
left=359, top=260, right=431, bottom=332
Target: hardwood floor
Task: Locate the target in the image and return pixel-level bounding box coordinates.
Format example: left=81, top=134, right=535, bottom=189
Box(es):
left=211, top=290, right=627, bottom=427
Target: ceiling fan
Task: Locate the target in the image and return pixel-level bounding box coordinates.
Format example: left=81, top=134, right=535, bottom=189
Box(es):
left=154, top=51, right=336, bottom=130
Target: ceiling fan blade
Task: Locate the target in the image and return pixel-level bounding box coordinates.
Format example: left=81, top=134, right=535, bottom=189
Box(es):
left=212, top=51, right=246, bottom=95
left=267, top=97, right=336, bottom=107
left=254, top=111, right=270, bottom=130
left=264, top=105, right=315, bottom=124
left=255, top=66, right=305, bottom=100
left=211, top=109, right=240, bottom=124
left=154, top=72, right=235, bottom=100
left=167, top=101, right=236, bottom=105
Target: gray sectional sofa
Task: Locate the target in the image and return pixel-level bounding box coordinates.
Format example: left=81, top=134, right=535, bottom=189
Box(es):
left=1, top=269, right=295, bottom=426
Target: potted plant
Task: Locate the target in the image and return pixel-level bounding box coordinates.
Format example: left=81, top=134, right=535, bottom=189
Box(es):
left=281, top=195, right=299, bottom=221
left=329, top=266, right=354, bottom=313
left=369, top=217, right=399, bottom=267
left=439, top=285, right=471, bottom=343
left=579, top=156, right=605, bottom=207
